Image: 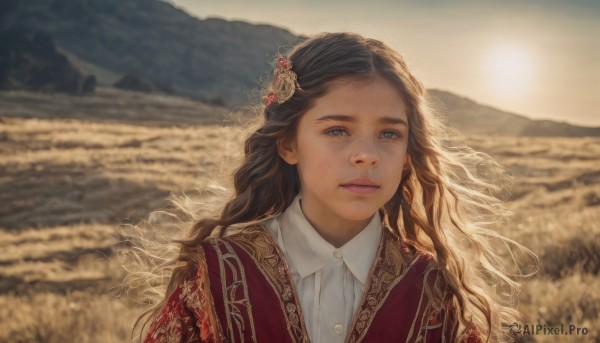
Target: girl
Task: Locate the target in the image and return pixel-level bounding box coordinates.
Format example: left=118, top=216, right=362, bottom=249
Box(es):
left=123, top=32, right=533, bottom=343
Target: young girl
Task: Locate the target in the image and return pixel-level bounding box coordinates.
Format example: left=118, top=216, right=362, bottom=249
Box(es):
left=124, top=32, right=532, bottom=343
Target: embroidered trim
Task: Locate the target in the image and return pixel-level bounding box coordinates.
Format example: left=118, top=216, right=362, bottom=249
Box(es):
left=345, top=228, right=416, bottom=343
left=225, top=226, right=310, bottom=343
left=403, top=254, right=457, bottom=343
left=194, top=245, right=225, bottom=342
left=211, top=239, right=257, bottom=342
left=148, top=259, right=218, bottom=343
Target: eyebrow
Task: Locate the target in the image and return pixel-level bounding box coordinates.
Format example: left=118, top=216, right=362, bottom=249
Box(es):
left=315, top=114, right=408, bottom=126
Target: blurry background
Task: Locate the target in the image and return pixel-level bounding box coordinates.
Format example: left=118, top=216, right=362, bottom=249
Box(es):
left=0, top=0, right=598, bottom=342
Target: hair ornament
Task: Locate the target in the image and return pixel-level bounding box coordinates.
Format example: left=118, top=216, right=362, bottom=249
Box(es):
left=263, top=56, right=298, bottom=106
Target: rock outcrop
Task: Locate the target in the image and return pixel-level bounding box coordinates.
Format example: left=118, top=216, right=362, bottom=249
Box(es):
left=0, top=28, right=96, bottom=94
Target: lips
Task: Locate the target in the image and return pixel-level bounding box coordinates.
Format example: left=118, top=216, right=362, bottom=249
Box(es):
left=341, top=178, right=380, bottom=194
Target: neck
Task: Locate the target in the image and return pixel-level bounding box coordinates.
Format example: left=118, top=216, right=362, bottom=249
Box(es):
left=299, top=198, right=372, bottom=248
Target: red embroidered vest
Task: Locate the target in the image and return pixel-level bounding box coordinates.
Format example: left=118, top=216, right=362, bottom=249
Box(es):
left=145, top=225, right=482, bottom=343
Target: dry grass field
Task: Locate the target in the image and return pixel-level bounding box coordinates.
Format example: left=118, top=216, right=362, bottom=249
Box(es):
left=0, top=89, right=598, bottom=342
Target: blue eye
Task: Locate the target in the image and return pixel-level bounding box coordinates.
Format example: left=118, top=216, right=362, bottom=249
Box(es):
left=325, top=127, right=348, bottom=136
left=381, top=130, right=401, bottom=139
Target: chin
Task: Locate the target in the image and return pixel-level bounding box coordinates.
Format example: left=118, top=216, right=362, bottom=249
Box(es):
left=337, top=207, right=379, bottom=221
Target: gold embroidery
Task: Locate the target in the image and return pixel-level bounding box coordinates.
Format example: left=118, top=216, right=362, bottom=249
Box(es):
left=188, top=246, right=225, bottom=342
left=225, top=226, right=310, bottom=343
left=149, top=278, right=197, bottom=343
left=213, top=224, right=445, bottom=343
left=210, top=239, right=257, bottom=342
left=345, top=228, right=416, bottom=343
left=419, top=268, right=451, bottom=341
left=406, top=257, right=452, bottom=343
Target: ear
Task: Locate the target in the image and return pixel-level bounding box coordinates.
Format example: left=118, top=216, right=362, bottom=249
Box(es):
left=277, top=137, right=298, bottom=165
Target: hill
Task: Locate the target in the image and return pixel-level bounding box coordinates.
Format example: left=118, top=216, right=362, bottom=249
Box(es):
left=0, top=28, right=96, bottom=94
left=1, top=0, right=302, bottom=104
left=429, top=89, right=600, bottom=137
left=1, top=0, right=597, bottom=136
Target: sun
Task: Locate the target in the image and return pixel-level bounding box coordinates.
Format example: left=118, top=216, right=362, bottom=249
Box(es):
left=482, top=44, right=535, bottom=99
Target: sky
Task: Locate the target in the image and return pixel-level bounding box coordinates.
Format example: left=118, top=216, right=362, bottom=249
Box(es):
left=171, top=0, right=599, bottom=126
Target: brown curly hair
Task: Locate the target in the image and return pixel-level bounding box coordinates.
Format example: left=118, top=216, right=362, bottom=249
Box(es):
left=121, top=32, right=536, bottom=343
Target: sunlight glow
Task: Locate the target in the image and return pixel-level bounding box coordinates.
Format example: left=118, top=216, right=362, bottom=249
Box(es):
left=482, top=44, right=535, bottom=99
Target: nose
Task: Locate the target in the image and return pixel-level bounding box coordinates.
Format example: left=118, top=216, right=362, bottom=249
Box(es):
left=350, top=137, right=378, bottom=166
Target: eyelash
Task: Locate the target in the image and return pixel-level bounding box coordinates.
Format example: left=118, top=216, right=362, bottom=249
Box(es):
left=325, top=126, right=402, bottom=139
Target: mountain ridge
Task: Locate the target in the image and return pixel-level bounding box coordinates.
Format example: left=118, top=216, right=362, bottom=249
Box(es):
left=0, top=0, right=597, bottom=136
left=1, top=0, right=302, bottom=104
left=428, top=89, right=600, bottom=137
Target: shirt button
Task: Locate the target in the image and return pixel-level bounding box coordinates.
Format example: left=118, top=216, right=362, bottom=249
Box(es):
left=333, top=250, right=343, bottom=259
left=334, top=323, right=344, bottom=334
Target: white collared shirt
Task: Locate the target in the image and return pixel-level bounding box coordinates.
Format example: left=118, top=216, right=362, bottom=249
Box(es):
left=262, top=193, right=383, bottom=343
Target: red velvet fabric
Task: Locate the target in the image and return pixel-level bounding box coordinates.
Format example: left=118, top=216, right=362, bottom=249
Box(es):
left=144, top=229, right=483, bottom=343
left=202, top=239, right=297, bottom=343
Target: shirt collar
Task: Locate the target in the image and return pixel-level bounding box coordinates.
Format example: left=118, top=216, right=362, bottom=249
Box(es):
left=278, top=193, right=383, bottom=284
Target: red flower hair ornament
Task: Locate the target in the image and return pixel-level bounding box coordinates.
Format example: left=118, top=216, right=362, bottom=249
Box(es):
left=263, top=56, right=299, bottom=106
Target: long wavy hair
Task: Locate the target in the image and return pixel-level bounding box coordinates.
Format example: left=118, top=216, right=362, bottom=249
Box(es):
left=120, top=32, right=536, bottom=343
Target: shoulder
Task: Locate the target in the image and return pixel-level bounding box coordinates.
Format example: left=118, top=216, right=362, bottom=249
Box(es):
left=414, top=250, right=452, bottom=298
left=198, top=216, right=279, bottom=249
left=383, top=230, right=453, bottom=300
left=388, top=233, right=444, bottom=280
left=202, top=219, right=279, bottom=248
left=380, top=228, right=439, bottom=276
left=220, top=215, right=280, bottom=238
left=145, top=270, right=202, bottom=342
left=195, top=222, right=282, bottom=273
left=404, top=248, right=485, bottom=342
left=173, top=265, right=223, bottom=341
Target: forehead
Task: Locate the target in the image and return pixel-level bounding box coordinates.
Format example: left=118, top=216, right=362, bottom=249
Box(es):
left=306, top=76, right=409, bottom=122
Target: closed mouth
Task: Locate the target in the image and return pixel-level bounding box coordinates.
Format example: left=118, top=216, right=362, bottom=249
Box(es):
left=343, top=184, right=379, bottom=187
left=341, top=177, right=380, bottom=193
left=341, top=179, right=380, bottom=187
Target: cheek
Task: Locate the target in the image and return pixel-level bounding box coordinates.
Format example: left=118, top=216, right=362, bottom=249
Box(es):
left=296, top=143, right=340, bottom=183
left=384, top=149, right=408, bottom=180
left=297, top=134, right=335, bottom=165
left=301, top=149, right=338, bottom=176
